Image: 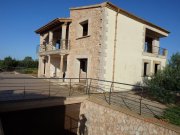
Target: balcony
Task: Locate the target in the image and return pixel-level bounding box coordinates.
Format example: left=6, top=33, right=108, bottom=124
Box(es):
left=143, top=44, right=167, bottom=57
left=38, top=39, right=70, bottom=55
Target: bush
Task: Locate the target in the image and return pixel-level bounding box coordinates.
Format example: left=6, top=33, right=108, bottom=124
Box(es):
left=16, top=68, right=38, bottom=74
left=143, top=52, right=180, bottom=104
left=143, top=71, right=176, bottom=103
left=161, top=106, right=180, bottom=126
left=0, top=56, right=38, bottom=70
left=1, top=56, right=18, bottom=71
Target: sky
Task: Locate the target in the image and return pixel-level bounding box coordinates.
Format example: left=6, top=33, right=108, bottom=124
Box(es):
left=0, top=0, right=179, bottom=60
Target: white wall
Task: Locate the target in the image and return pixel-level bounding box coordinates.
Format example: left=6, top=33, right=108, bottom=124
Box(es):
left=101, top=7, right=167, bottom=86
left=50, top=57, right=60, bottom=77
left=114, top=11, right=144, bottom=84
left=99, top=8, right=116, bottom=81
left=101, top=8, right=144, bottom=84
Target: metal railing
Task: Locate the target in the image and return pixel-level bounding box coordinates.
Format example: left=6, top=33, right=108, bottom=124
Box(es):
left=38, top=39, right=70, bottom=52
left=144, top=45, right=167, bottom=56
left=0, top=78, right=88, bottom=102
left=0, top=77, right=169, bottom=119
left=87, top=78, right=168, bottom=118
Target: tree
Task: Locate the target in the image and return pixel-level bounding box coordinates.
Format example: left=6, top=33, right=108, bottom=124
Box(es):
left=23, top=56, right=33, bottom=62
left=21, top=56, right=38, bottom=68
left=0, top=56, right=38, bottom=72
left=22, top=56, right=33, bottom=68
left=2, top=56, right=17, bottom=70
left=143, top=52, right=180, bottom=104
left=0, top=59, right=3, bottom=68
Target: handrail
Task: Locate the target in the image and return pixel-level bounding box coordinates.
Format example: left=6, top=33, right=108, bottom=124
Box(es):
left=38, top=39, right=70, bottom=52
left=144, top=44, right=167, bottom=56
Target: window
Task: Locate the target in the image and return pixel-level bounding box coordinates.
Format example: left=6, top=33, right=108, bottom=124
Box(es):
left=80, top=20, right=88, bottom=36
left=143, top=62, right=149, bottom=76
left=144, top=36, right=153, bottom=53
left=154, top=63, right=160, bottom=74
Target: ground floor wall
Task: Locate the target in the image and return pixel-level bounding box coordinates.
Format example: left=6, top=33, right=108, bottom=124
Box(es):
left=142, top=54, right=167, bottom=75
left=38, top=52, right=166, bottom=87
left=79, top=100, right=179, bottom=135
left=38, top=55, right=67, bottom=78
left=66, top=52, right=100, bottom=80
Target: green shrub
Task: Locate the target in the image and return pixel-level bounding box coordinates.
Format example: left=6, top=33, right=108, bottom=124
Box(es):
left=143, top=52, right=180, bottom=104
left=16, top=68, right=38, bottom=74
left=161, top=106, right=180, bottom=126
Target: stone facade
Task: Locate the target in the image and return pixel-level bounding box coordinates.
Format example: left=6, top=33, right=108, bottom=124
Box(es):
left=67, top=7, right=103, bottom=79
left=79, top=100, right=179, bottom=135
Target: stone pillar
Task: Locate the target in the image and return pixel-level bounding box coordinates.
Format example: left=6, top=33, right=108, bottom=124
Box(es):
left=60, top=55, right=64, bottom=77
left=49, top=31, right=53, bottom=50
left=152, top=38, right=159, bottom=54
left=40, top=34, right=44, bottom=45
left=38, top=56, right=42, bottom=77
left=61, top=23, right=67, bottom=49
left=49, top=31, right=53, bottom=42
left=39, top=35, right=44, bottom=52
left=47, top=55, right=51, bottom=77
left=164, top=49, right=168, bottom=57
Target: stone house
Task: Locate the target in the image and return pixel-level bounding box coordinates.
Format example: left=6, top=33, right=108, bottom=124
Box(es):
left=35, top=2, right=169, bottom=85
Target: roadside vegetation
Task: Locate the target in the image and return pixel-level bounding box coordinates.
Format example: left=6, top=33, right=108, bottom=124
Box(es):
left=143, top=52, right=180, bottom=125
left=161, top=106, right=180, bottom=126
left=0, top=56, right=38, bottom=75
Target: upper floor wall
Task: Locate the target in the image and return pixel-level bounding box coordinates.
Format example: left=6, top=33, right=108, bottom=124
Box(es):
left=99, top=5, right=169, bottom=84
left=67, top=7, right=103, bottom=79
left=69, top=7, right=103, bottom=54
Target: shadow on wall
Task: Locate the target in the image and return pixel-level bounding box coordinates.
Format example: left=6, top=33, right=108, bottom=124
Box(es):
left=78, top=114, right=88, bottom=135
left=0, top=98, right=81, bottom=135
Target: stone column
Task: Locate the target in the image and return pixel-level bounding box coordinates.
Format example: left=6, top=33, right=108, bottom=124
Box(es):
left=164, top=49, right=168, bottom=57
left=49, top=31, right=53, bottom=50
left=47, top=55, right=51, bottom=77
left=38, top=56, right=42, bottom=77
left=42, top=56, right=47, bottom=76
left=49, top=31, right=53, bottom=42
left=39, top=35, right=44, bottom=52
left=61, top=23, right=67, bottom=49
left=60, top=55, right=64, bottom=77
left=40, top=34, right=44, bottom=45
left=152, top=38, right=159, bottom=54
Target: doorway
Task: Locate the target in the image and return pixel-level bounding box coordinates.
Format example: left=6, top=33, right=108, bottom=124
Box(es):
left=78, top=59, right=88, bottom=81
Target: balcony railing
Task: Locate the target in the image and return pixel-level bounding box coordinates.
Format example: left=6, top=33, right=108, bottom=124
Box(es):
left=144, top=45, right=167, bottom=56
left=39, top=39, right=70, bottom=52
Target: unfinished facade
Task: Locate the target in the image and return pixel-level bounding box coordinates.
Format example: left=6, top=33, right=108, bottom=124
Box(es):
left=35, top=2, right=169, bottom=85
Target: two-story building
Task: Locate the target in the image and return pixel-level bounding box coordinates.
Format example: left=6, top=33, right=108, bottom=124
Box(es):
left=35, top=2, right=169, bottom=85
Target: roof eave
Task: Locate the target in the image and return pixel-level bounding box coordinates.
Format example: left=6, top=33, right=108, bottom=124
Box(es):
left=35, top=18, right=72, bottom=34
left=104, top=2, right=170, bottom=34
left=70, top=3, right=104, bottom=10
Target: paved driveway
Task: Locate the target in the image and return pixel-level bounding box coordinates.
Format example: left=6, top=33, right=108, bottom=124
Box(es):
left=0, top=72, right=86, bottom=101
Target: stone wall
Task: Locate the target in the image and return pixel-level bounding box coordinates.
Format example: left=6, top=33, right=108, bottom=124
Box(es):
left=67, top=7, right=103, bottom=79
left=79, top=100, right=179, bottom=135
